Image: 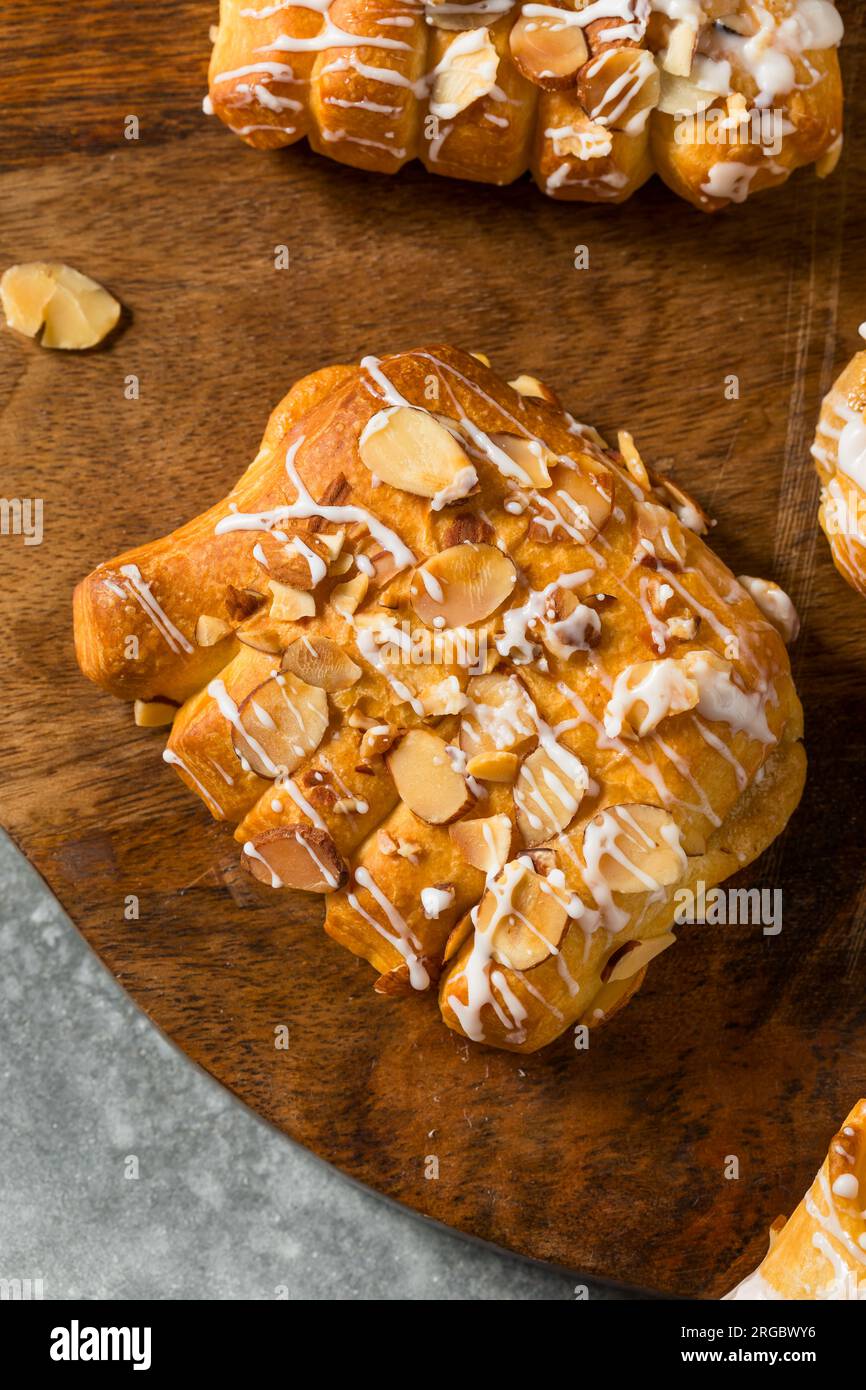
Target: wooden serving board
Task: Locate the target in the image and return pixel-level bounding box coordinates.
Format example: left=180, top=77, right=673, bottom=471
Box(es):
left=2, top=1, right=865, bottom=1299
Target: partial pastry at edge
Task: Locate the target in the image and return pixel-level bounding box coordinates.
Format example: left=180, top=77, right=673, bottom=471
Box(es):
left=204, top=0, right=845, bottom=213
left=812, top=340, right=866, bottom=599
left=74, top=345, right=805, bottom=1052
left=726, top=1100, right=866, bottom=1300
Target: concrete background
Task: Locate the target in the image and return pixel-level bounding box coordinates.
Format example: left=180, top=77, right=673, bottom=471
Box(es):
left=0, top=831, right=636, bottom=1301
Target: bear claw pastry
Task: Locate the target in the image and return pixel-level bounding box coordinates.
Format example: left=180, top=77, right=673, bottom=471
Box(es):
left=74, top=345, right=805, bottom=1051
left=812, top=340, right=866, bottom=599
left=205, top=0, right=845, bottom=212
left=726, top=1100, right=866, bottom=1300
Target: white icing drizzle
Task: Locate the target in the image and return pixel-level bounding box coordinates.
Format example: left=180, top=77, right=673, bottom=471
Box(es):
left=118, top=564, right=193, bottom=655
left=163, top=749, right=225, bottom=819
left=350, top=866, right=430, bottom=989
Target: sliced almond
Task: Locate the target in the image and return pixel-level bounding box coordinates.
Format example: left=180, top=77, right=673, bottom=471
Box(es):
left=1, top=262, right=120, bottom=349
left=449, top=813, right=512, bottom=874
left=231, top=672, right=329, bottom=779
left=269, top=580, right=315, bottom=622
left=603, top=656, right=700, bottom=739
left=528, top=460, right=613, bottom=543
left=470, top=350, right=491, bottom=366
left=479, top=860, right=569, bottom=971
left=582, top=804, right=685, bottom=895
left=465, top=750, right=519, bottom=783
left=602, top=932, right=677, bottom=983
left=241, top=825, right=347, bottom=892
left=225, top=584, right=265, bottom=623
left=443, top=914, right=474, bottom=963
left=331, top=572, right=368, bottom=617
left=509, top=10, right=588, bottom=90
left=459, top=672, right=537, bottom=756
left=489, top=433, right=555, bottom=488
left=662, top=19, right=697, bottom=77
left=737, top=575, right=800, bottom=645
left=281, top=635, right=362, bottom=691
left=373, top=965, right=415, bottom=996
left=133, top=698, right=177, bottom=728
left=651, top=472, right=711, bottom=534
left=439, top=512, right=495, bottom=547
left=430, top=28, right=500, bottom=119
left=386, top=728, right=474, bottom=824
left=195, top=613, right=233, bottom=647
left=235, top=619, right=293, bottom=655
left=577, top=47, right=660, bottom=132
left=617, top=430, right=651, bottom=492
left=359, top=405, right=477, bottom=505
left=515, top=743, right=589, bottom=846
left=359, top=723, right=399, bottom=760
left=254, top=532, right=327, bottom=590
left=410, top=543, right=517, bottom=628
left=657, top=71, right=719, bottom=117
left=508, top=373, right=560, bottom=405
left=318, top=528, right=345, bottom=561
left=425, top=0, right=493, bottom=32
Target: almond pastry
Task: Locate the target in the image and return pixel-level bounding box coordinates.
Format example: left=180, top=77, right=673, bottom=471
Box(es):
left=726, top=1100, right=866, bottom=1301
left=74, top=346, right=805, bottom=1052
left=204, top=1, right=844, bottom=211
left=812, top=338, right=866, bottom=599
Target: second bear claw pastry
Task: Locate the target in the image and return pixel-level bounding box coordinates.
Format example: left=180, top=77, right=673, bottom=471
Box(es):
left=205, top=0, right=845, bottom=212
left=74, top=346, right=805, bottom=1052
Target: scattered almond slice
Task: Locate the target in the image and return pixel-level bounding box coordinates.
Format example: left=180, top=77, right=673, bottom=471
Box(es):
left=509, top=10, right=588, bottom=90
left=583, top=804, right=684, bottom=895
left=430, top=28, right=500, bottom=119
left=465, top=750, right=519, bottom=783
left=317, top=528, right=345, bottom=561
left=133, top=698, right=176, bottom=728
left=439, top=512, right=495, bottom=547
left=603, top=932, right=677, bottom=983
left=241, top=825, right=347, bottom=892
left=449, top=813, right=512, bottom=874
left=480, top=860, right=569, bottom=971
left=515, top=742, right=589, bottom=846
left=459, top=672, right=537, bottom=757
left=359, top=405, right=477, bottom=505
left=195, top=614, right=233, bottom=647
left=528, top=461, right=614, bottom=543
left=577, top=48, right=660, bottom=131
left=470, top=350, right=491, bottom=366
left=662, top=19, right=697, bottom=77
left=489, top=433, right=555, bottom=488
left=410, top=543, right=517, bottom=628
left=603, top=656, right=700, bottom=739
left=231, top=672, right=328, bottom=778
left=281, top=635, right=362, bottom=691
left=657, top=71, right=719, bottom=117
left=737, top=576, right=800, bottom=644
left=331, top=572, right=368, bottom=616
left=386, top=728, right=474, bottom=824
left=1, top=262, right=121, bottom=349
left=508, top=374, right=560, bottom=405
left=269, top=580, right=315, bottom=622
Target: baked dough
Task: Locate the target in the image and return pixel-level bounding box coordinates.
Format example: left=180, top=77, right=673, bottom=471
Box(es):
left=726, top=1100, right=866, bottom=1300
left=813, top=341, right=866, bottom=599
left=204, top=0, right=845, bottom=211
left=74, top=345, right=805, bottom=1052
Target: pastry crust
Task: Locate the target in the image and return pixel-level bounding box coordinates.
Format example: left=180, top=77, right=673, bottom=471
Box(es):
left=726, top=1100, right=866, bottom=1300
left=74, top=345, right=805, bottom=1051
left=813, top=346, right=866, bottom=599
left=205, top=0, right=845, bottom=211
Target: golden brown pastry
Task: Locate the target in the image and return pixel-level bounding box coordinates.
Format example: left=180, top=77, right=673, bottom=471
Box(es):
left=726, top=1100, right=866, bottom=1300
left=204, top=0, right=845, bottom=211
left=812, top=339, right=866, bottom=599
left=74, top=345, right=805, bottom=1051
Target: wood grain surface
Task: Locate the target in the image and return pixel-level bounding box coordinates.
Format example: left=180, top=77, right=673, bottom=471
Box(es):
left=1, top=1, right=865, bottom=1299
